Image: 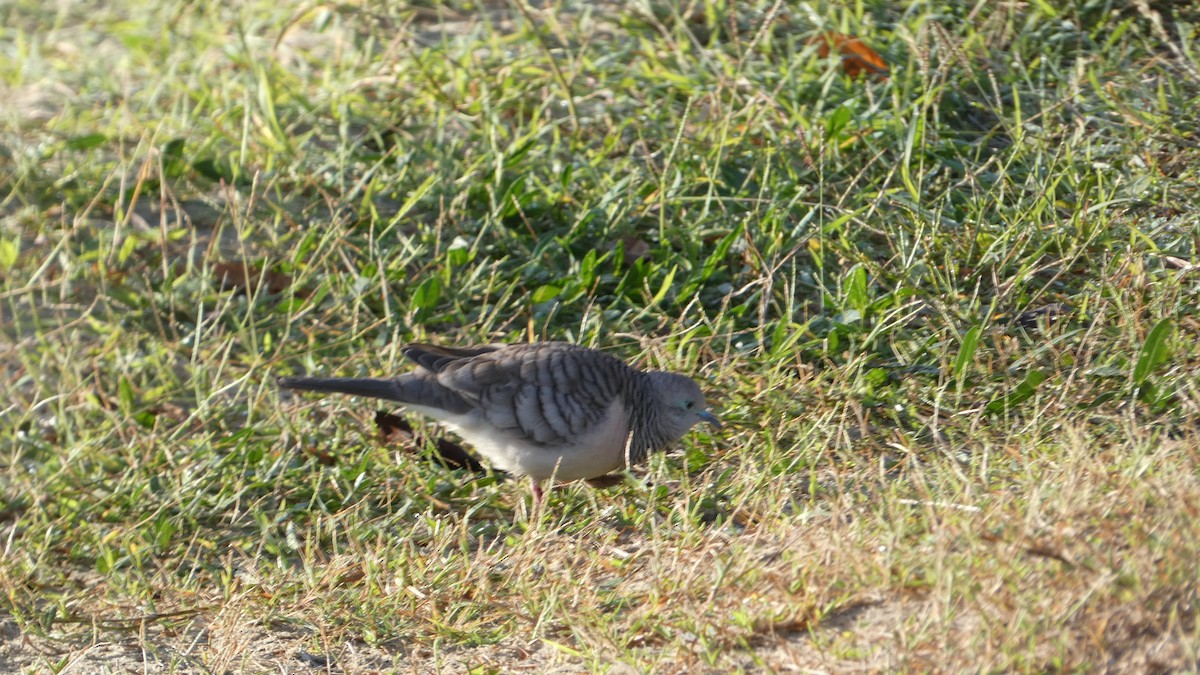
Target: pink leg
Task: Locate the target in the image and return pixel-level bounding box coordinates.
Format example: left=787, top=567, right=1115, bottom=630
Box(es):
left=531, top=480, right=544, bottom=505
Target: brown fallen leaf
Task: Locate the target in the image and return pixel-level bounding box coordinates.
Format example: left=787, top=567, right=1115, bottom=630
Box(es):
left=617, top=235, right=652, bottom=267
left=336, top=566, right=365, bottom=586
left=375, top=410, right=488, bottom=473
left=145, top=401, right=190, bottom=423
left=812, top=32, right=888, bottom=80
left=302, top=445, right=338, bottom=467
left=1023, top=541, right=1078, bottom=568
left=212, top=260, right=299, bottom=296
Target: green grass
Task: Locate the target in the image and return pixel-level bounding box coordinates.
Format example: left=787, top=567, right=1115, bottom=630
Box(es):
left=3, top=0, right=1200, bottom=671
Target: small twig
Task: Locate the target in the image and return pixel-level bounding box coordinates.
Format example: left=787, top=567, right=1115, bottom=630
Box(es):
left=896, top=498, right=982, bottom=513
left=57, top=606, right=217, bottom=627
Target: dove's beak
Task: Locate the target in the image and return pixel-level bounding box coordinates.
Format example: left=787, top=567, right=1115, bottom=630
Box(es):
left=698, top=410, right=722, bottom=430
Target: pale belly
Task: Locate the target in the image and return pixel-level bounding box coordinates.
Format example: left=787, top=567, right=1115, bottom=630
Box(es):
left=410, top=400, right=631, bottom=481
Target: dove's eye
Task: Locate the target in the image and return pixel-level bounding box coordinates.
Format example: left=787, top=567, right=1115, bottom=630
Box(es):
left=684, top=400, right=694, bottom=410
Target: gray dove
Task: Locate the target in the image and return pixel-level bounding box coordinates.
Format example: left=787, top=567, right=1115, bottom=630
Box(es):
left=278, top=342, right=720, bottom=501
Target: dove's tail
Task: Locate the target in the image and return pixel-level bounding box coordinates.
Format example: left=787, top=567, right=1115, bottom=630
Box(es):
left=278, top=376, right=409, bottom=401
left=277, top=375, right=474, bottom=415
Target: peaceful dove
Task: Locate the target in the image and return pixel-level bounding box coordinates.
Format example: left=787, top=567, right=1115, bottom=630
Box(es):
left=278, top=342, right=720, bottom=500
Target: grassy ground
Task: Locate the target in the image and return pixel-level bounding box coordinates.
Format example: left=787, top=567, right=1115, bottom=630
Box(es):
left=3, top=0, right=1200, bottom=672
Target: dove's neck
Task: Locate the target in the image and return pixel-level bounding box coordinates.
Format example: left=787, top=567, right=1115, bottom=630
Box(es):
left=626, top=372, right=674, bottom=461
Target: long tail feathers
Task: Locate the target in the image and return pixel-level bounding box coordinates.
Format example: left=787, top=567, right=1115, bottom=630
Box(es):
left=277, top=376, right=409, bottom=402
left=278, top=375, right=474, bottom=415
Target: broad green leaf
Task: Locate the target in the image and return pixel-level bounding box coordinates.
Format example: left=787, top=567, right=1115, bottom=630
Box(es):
left=579, top=248, right=598, bottom=288
left=274, top=297, right=306, bottom=314
left=1137, top=380, right=1161, bottom=405
left=192, top=157, right=235, bottom=182
left=986, top=369, right=1048, bottom=414
left=825, top=105, right=852, bottom=138
left=953, top=325, right=983, bottom=386
left=446, top=246, right=472, bottom=268
left=499, top=175, right=528, bottom=218
left=650, top=265, right=676, bottom=307
left=699, top=223, right=743, bottom=282
left=531, top=284, right=561, bottom=304
left=66, top=133, right=107, bottom=150
left=1133, top=319, right=1172, bottom=386
left=133, top=411, right=157, bottom=428
left=118, top=376, right=135, bottom=413
left=845, top=264, right=868, bottom=313
left=0, top=237, right=17, bottom=269
left=162, top=137, right=185, bottom=159
left=117, top=233, right=139, bottom=264
left=411, top=277, right=442, bottom=313
left=154, top=513, right=178, bottom=550
left=162, top=138, right=187, bottom=176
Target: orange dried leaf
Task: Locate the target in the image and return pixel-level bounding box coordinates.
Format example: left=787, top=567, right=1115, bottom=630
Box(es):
left=813, top=32, right=888, bottom=80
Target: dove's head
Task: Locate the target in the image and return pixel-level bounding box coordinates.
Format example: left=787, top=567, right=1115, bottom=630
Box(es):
left=646, top=371, right=722, bottom=440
